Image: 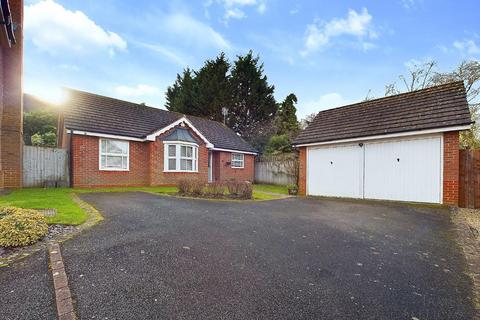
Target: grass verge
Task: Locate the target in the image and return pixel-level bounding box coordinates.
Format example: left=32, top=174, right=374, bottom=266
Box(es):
left=252, top=184, right=289, bottom=195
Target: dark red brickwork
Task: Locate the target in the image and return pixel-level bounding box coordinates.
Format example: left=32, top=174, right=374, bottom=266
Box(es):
left=70, top=126, right=251, bottom=187
left=212, top=151, right=254, bottom=182
left=0, top=0, right=23, bottom=188
left=443, top=131, right=460, bottom=205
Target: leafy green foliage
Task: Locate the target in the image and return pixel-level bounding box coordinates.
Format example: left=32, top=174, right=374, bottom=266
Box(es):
left=0, top=207, right=48, bottom=247
left=265, top=134, right=292, bottom=154
left=276, top=93, right=299, bottom=136
left=23, top=110, right=58, bottom=146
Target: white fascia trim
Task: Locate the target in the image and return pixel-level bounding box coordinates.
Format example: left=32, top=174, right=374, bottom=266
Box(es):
left=211, top=147, right=257, bottom=155
left=293, top=125, right=472, bottom=147
left=68, top=130, right=144, bottom=142
left=145, top=116, right=214, bottom=148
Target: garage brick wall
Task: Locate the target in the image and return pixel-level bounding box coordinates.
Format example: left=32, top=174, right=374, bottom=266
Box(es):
left=443, top=131, right=460, bottom=205
left=298, top=147, right=307, bottom=196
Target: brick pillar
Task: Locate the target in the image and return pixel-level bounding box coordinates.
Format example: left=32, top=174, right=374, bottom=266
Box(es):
left=1, top=0, right=24, bottom=188
left=443, top=131, right=460, bottom=206
left=298, top=147, right=307, bottom=195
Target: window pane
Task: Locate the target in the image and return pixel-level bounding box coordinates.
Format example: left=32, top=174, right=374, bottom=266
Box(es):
left=186, top=159, right=193, bottom=171
left=107, top=140, right=128, bottom=154
left=101, top=155, right=106, bottom=168
left=107, top=155, right=123, bottom=168
left=168, top=145, right=176, bottom=157
left=180, top=159, right=187, bottom=170
left=181, top=146, right=187, bottom=157
left=101, top=140, right=107, bottom=153
left=122, top=156, right=128, bottom=169
left=168, top=159, right=176, bottom=170
left=186, top=146, right=192, bottom=158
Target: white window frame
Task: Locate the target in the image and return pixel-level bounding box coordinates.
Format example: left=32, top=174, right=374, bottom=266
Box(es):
left=99, top=138, right=130, bottom=171
left=163, top=141, right=199, bottom=173
left=231, top=153, right=244, bottom=169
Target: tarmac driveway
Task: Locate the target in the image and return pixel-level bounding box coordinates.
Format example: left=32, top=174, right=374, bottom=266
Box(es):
left=61, top=192, right=475, bottom=319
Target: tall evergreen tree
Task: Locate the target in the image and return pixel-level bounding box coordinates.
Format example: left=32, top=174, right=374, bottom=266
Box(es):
left=228, top=51, right=277, bottom=149
left=165, top=68, right=195, bottom=115
left=192, top=53, right=231, bottom=122
left=276, top=93, right=299, bottom=136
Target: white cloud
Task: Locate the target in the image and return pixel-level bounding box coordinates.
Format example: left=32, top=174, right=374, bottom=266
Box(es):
left=25, top=0, right=126, bottom=56
left=299, top=93, right=351, bottom=118
left=453, top=39, right=480, bottom=56
left=163, top=13, right=230, bottom=50
left=208, top=0, right=267, bottom=23
left=136, top=42, right=190, bottom=66
left=115, top=84, right=160, bottom=97
left=301, top=8, right=377, bottom=56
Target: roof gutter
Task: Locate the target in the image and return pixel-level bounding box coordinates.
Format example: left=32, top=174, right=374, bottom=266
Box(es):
left=292, top=124, right=472, bottom=148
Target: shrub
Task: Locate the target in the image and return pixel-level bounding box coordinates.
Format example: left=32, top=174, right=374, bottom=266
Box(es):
left=0, top=206, right=48, bottom=247
left=177, top=179, right=205, bottom=195
left=227, top=180, right=253, bottom=199
left=204, top=182, right=226, bottom=197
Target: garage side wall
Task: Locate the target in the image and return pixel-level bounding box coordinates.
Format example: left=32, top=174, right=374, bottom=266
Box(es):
left=298, top=147, right=307, bottom=195
left=443, top=131, right=460, bottom=205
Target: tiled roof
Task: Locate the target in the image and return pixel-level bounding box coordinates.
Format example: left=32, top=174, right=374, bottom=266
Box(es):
left=293, top=81, right=472, bottom=145
left=63, top=88, right=256, bottom=153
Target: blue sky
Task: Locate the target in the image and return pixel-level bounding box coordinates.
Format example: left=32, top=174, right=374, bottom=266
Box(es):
left=24, top=0, right=479, bottom=118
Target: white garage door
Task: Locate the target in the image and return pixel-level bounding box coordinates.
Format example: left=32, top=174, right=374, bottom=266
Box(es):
left=306, top=135, right=443, bottom=203
left=307, top=144, right=363, bottom=198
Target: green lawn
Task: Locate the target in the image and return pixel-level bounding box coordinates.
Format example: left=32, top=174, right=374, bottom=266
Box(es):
left=0, top=186, right=178, bottom=225
left=0, top=184, right=287, bottom=225
left=253, top=184, right=289, bottom=195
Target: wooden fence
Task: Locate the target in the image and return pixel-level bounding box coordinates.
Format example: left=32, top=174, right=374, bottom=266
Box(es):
left=459, top=149, right=480, bottom=208
left=254, top=154, right=298, bottom=186
left=23, top=145, right=69, bottom=187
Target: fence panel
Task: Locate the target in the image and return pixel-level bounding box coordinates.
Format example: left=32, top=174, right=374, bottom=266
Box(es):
left=23, top=146, right=69, bottom=187
left=254, top=154, right=298, bottom=186
left=459, top=149, right=480, bottom=208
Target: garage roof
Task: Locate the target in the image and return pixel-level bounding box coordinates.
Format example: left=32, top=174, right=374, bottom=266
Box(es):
left=293, top=81, right=472, bottom=146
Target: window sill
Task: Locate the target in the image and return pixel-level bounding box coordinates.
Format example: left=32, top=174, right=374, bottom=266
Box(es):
left=163, top=170, right=199, bottom=173
left=99, top=168, right=130, bottom=172
left=231, top=167, right=245, bottom=169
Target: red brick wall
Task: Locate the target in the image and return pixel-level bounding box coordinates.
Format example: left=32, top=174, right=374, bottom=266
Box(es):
left=148, top=129, right=209, bottom=186
left=443, top=131, right=460, bottom=205
left=71, top=135, right=149, bottom=188
left=298, top=147, right=307, bottom=195
left=213, top=151, right=254, bottom=182
left=0, top=0, right=23, bottom=188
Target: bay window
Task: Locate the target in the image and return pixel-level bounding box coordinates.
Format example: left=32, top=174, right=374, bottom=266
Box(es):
left=231, top=153, right=244, bottom=168
left=164, top=143, right=198, bottom=172
left=99, top=139, right=129, bottom=171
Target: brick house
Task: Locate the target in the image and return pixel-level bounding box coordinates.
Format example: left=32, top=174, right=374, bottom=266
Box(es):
left=57, top=89, right=256, bottom=188
left=292, top=81, right=472, bottom=206
left=0, top=0, right=23, bottom=189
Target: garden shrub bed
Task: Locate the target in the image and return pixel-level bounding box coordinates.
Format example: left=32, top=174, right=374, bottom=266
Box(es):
left=178, top=179, right=253, bottom=200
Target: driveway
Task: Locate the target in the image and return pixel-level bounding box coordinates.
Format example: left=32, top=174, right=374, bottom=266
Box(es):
left=56, top=192, right=475, bottom=319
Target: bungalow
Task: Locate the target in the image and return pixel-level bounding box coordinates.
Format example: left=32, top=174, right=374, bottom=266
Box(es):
left=57, top=89, right=257, bottom=188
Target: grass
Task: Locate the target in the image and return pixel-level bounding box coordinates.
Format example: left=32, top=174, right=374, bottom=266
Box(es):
left=253, top=184, right=289, bottom=195
left=0, top=186, right=178, bottom=225
left=0, top=184, right=288, bottom=225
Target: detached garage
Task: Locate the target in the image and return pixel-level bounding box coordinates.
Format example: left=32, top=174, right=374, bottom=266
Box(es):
left=293, top=81, right=472, bottom=205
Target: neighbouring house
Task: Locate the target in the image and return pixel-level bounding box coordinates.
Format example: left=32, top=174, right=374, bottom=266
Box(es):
left=0, top=0, right=23, bottom=188
left=293, top=81, right=472, bottom=205
left=57, top=89, right=257, bottom=188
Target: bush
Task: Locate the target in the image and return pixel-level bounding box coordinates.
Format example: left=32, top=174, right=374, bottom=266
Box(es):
left=227, top=180, right=253, bottom=199
left=204, top=182, right=226, bottom=197
left=0, top=206, right=48, bottom=247
left=265, top=134, right=292, bottom=154
left=177, top=179, right=205, bottom=195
